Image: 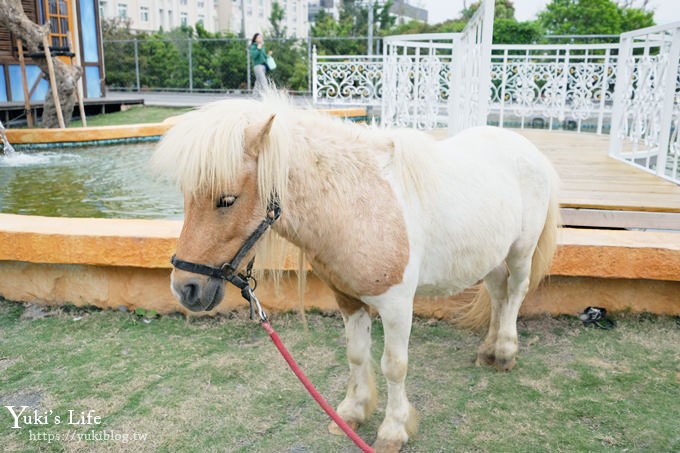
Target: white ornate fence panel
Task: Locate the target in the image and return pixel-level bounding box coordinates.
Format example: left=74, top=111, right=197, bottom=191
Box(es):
left=380, top=34, right=455, bottom=129
left=313, top=41, right=621, bottom=135
left=490, top=44, right=618, bottom=133
left=609, top=22, right=680, bottom=183
left=448, top=0, right=495, bottom=135
left=312, top=47, right=384, bottom=106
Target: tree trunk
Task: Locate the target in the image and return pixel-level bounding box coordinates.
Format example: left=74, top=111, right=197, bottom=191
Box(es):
left=0, top=0, right=82, bottom=128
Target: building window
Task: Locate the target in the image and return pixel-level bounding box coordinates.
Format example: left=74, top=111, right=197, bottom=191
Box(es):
left=99, top=1, right=107, bottom=18
left=117, top=2, right=128, bottom=18
left=159, top=8, right=164, bottom=28
left=140, top=6, right=149, bottom=22
left=180, top=0, right=187, bottom=5
left=168, top=10, right=173, bottom=27
left=43, top=0, right=71, bottom=49
left=198, top=1, right=204, bottom=8
left=198, top=15, right=205, bottom=25
left=180, top=12, right=188, bottom=26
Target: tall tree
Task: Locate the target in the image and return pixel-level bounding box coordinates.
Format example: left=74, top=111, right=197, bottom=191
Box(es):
left=101, top=17, right=140, bottom=89
left=453, top=0, right=543, bottom=44
left=461, top=0, right=517, bottom=21
left=269, top=1, right=287, bottom=39
left=266, top=1, right=307, bottom=90
left=539, top=0, right=654, bottom=36
left=311, top=1, right=394, bottom=55
left=0, top=0, right=82, bottom=127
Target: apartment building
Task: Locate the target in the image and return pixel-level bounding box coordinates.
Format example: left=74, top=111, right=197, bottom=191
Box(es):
left=390, top=0, right=427, bottom=24
left=308, top=0, right=427, bottom=25
left=100, top=0, right=309, bottom=38
left=308, top=0, right=340, bottom=21
left=231, top=0, right=309, bottom=38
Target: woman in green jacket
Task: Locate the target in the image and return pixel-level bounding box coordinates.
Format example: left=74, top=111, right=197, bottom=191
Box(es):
left=250, top=33, right=271, bottom=95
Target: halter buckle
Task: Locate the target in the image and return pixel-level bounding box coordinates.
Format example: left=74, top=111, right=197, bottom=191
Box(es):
left=220, top=262, right=236, bottom=278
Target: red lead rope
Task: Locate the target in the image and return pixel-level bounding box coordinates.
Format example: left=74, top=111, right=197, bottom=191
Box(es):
left=261, top=321, right=374, bottom=453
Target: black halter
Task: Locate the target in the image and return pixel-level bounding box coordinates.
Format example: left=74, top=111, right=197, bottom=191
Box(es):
left=170, top=200, right=281, bottom=298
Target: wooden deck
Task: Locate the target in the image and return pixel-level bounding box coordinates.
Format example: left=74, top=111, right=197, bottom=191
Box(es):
left=518, top=129, right=680, bottom=230
left=432, top=128, right=680, bottom=230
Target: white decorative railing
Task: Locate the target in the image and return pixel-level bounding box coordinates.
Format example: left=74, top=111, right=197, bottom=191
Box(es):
left=376, top=0, right=495, bottom=131
left=380, top=34, right=455, bottom=129
left=314, top=42, right=621, bottom=133
left=491, top=44, right=619, bottom=133
left=311, top=50, right=384, bottom=105
left=448, top=0, right=495, bottom=135
left=609, top=22, right=680, bottom=183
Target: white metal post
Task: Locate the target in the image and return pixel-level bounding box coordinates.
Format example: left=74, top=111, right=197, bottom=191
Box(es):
left=312, top=45, right=318, bottom=104
left=655, top=26, right=680, bottom=177
left=596, top=48, right=611, bottom=135
left=608, top=35, right=633, bottom=159
left=477, top=0, right=495, bottom=128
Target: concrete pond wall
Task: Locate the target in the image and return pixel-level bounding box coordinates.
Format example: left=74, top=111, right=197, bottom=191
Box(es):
left=0, top=214, right=678, bottom=318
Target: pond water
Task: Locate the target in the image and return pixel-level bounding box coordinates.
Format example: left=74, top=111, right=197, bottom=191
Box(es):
left=0, top=142, right=183, bottom=219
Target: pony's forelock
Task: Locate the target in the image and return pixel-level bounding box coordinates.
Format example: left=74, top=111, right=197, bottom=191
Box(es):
left=151, top=101, right=247, bottom=197
left=151, top=94, right=295, bottom=210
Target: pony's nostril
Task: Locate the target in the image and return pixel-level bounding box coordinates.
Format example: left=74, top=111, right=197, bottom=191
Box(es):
left=183, top=283, right=199, bottom=303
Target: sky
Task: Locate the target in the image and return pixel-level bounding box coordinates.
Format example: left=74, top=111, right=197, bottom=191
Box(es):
left=419, top=0, right=680, bottom=25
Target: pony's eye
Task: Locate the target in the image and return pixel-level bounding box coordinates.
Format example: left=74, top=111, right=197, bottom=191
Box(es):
left=216, top=194, right=237, bottom=209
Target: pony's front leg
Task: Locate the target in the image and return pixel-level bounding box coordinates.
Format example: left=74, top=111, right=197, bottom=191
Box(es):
left=367, top=292, right=419, bottom=453
left=328, top=293, right=377, bottom=435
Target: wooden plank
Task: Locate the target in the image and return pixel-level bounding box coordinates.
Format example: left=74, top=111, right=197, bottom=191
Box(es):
left=42, top=34, right=65, bottom=129
left=16, top=39, right=34, bottom=127
left=561, top=208, right=680, bottom=230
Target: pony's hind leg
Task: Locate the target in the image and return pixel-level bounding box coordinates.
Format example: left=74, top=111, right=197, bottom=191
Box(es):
left=328, top=292, right=377, bottom=435
left=494, top=245, right=534, bottom=371
left=476, top=264, right=508, bottom=367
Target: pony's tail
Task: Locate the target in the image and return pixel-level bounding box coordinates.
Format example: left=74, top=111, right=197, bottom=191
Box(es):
left=452, top=191, right=561, bottom=331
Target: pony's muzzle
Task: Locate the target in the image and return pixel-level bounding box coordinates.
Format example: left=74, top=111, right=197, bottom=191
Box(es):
left=172, top=275, right=224, bottom=312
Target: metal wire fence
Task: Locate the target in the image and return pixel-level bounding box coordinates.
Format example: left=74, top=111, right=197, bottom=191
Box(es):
left=103, top=36, right=384, bottom=93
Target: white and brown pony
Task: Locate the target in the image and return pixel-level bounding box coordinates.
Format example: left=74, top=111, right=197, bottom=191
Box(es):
left=151, top=93, right=560, bottom=452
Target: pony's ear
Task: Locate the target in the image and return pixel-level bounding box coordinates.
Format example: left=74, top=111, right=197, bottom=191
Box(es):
left=245, top=114, right=276, bottom=157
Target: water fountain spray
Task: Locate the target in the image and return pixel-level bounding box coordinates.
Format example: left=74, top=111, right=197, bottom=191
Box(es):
left=0, top=119, right=17, bottom=155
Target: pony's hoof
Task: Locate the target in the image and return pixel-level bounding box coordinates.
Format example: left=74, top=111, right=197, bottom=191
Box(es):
left=475, top=352, right=495, bottom=367
left=373, top=438, right=403, bottom=453
left=495, top=356, right=516, bottom=372
left=327, top=419, right=359, bottom=436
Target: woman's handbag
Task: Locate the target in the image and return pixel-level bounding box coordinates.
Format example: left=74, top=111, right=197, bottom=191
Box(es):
left=266, top=55, right=277, bottom=71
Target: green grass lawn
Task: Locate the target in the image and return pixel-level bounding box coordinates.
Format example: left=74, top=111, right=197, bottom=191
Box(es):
left=1, top=298, right=678, bottom=452
left=69, top=106, right=192, bottom=127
